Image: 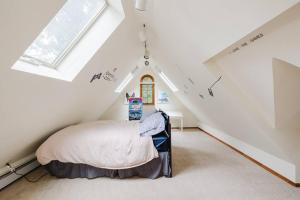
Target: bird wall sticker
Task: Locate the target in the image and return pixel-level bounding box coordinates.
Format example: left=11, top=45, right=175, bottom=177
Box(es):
left=90, top=73, right=102, bottom=83
left=90, top=67, right=118, bottom=83
left=126, top=92, right=135, bottom=103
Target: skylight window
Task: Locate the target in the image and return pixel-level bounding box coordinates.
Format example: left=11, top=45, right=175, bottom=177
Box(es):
left=159, top=72, right=178, bottom=92
left=21, top=0, right=107, bottom=68
left=115, top=73, right=134, bottom=93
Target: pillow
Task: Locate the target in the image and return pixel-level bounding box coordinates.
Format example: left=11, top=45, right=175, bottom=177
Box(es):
left=139, top=112, right=165, bottom=136
left=139, top=109, right=158, bottom=122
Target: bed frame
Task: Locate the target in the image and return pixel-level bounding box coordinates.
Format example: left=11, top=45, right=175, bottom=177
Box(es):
left=153, top=110, right=172, bottom=177
left=45, top=111, right=172, bottom=179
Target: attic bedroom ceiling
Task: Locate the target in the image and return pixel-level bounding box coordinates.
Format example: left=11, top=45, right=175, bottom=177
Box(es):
left=1, top=0, right=300, bottom=183
left=138, top=0, right=299, bottom=62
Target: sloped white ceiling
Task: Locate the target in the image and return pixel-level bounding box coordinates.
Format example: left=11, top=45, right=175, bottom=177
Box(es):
left=139, top=0, right=299, bottom=62
left=0, top=0, right=65, bottom=69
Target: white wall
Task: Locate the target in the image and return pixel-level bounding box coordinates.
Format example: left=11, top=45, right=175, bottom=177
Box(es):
left=211, top=4, right=300, bottom=127
left=205, top=4, right=300, bottom=182
left=146, top=3, right=300, bottom=182
left=0, top=0, right=142, bottom=167
left=101, top=67, right=198, bottom=128
left=273, top=58, right=300, bottom=130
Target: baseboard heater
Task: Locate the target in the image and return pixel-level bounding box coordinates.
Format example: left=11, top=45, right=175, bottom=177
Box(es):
left=0, top=154, right=40, bottom=190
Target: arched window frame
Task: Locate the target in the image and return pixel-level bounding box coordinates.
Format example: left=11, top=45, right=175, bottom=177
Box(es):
left=140, top=74, right=155, bottom=105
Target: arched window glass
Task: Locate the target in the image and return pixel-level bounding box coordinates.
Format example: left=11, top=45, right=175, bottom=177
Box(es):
left=140, top=74, right=155, bottom=105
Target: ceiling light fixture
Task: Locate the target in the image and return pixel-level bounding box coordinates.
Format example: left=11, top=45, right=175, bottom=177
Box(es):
left=138, top=24, right=147, bottom=42
left=139, top=24, right=150, bottom=66
left=142, top=24, right=150, bottom=60
left=135, top=0, right=148, bottom=11
left=144, top=44, right=150, bottom=60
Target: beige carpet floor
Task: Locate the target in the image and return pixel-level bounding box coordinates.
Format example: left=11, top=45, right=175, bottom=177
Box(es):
left=1, top=129, right=300, bottom=200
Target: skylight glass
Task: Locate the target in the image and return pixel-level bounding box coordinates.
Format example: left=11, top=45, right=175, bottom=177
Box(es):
left=159, top=72, right=178, bottom=92
left=21, top=0, right=106, bottom=68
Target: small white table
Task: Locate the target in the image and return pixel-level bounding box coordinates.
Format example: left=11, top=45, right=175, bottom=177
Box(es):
left=166, top=111, right=183, bottom=132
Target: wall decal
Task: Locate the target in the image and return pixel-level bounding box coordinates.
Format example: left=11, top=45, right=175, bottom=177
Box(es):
left=103, top=71, right=116, bottom=82
left=124, top=90, right=135, bottom=104
left=250, top=33, right=264, bottom=43
left=158, top=91, right=170, bottom=104
left=199, top=94, right=205, bottom=99
left=229, top=33, right=264, bottom=54
left=208, top=76, right=222, bottom=97
left=232, top=47, right=240, bottom=53
left=90, top=68, right=117, bottom=83
left=241, top=42, right=248, bottom=47
left=188, top=78, right=195, bottom=85
left=175, top=65, right=197, bottom=91
left=90, top=73, right=102, bottom=83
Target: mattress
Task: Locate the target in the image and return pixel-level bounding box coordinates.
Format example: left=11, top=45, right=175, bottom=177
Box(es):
left=36, top=120, right=158, bottom=169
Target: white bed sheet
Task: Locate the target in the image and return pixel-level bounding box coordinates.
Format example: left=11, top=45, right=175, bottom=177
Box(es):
left=36, top=120, right=158, bottom=169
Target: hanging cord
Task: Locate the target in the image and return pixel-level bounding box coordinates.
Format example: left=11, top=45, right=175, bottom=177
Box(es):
left=7, top=163, right=48, bottom=183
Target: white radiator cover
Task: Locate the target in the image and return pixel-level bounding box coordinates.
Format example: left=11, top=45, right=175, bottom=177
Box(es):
left=0, top=153, right=39, bottom=190
left=0, top=157, right=39, bottom=190
left=0, top=153, right=36, bottom=177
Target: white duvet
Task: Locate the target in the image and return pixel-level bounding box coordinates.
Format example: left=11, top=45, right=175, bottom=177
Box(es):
left=36, top=120, right=158, bottom=169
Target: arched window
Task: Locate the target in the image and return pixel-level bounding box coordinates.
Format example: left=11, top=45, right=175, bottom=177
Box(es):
left=140, top=74, right=155, bottom=105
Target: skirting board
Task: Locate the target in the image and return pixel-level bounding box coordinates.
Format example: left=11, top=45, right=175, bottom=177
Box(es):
left=198, top=123, right=299, bottom=187
left=0, top=160, right=40, bottom=190
left=171, top=127, right=198, bottom=129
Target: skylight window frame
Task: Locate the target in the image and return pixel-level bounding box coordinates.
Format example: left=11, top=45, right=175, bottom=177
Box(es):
left=159, top=72, right=179, bottom=92
left=20, top=0, right=108, bottom=69
left=115, top=73, right=134, bottom=93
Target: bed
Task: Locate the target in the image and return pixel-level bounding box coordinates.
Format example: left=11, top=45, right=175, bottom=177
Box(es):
left=36, top=110, right=172, bottom=179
